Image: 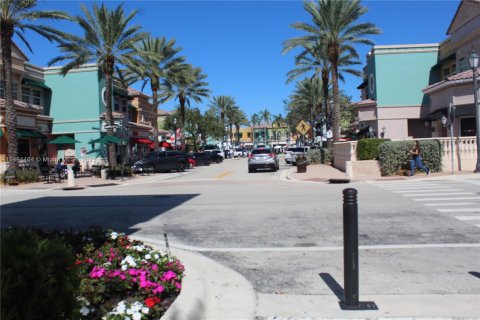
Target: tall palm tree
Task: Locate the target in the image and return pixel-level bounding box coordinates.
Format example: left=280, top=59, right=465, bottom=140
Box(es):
left=287, top=0, right=380, bottom=142
left=250, top=113, right=260, bottom=145
left=208, top=95, right=236, bottom=148
left=122, top=36, right=184, bottom=150
left=231, top=108, right=248, bottom=146
left=259, top=108, right=271, bottom=144
left=159, top=63, right=210, bottom=149
left=48, top=3, right=148, bottom=167
left=1, top=0, right=69, bottom=168
left=272, top=113, right=284, bottom=144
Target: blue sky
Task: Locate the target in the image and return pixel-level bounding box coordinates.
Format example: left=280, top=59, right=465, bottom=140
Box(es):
left=17, top=0, right=459, bottom=119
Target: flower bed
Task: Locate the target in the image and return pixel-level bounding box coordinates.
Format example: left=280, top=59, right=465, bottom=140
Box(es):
left=76, top=231, right=184, bottom=319
left=1, top=228, right=184, bottom=320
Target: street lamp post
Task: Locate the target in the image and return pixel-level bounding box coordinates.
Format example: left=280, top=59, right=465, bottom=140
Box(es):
left=469, top=50, right=480, bottom=173
left=173, top=118, right=177, bottom=150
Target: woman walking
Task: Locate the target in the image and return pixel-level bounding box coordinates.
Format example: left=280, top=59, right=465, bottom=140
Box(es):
left=409, top=140, right=430, bottom=176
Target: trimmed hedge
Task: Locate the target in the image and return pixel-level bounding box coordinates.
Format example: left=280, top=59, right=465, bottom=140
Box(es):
left=357, top=138, right=389, bottom=160
left=378, top=140, right=442, bottom=176
left=1, top=228, right=80, bottom=320
left=307, top=148, right=332, bottom=164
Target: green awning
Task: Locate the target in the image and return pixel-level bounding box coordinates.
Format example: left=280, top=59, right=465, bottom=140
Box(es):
left=91, top=135, right=123, bottom=144
left=16, top=129, right=47, bottom=139
left=21, top=78, right=51, bottom=90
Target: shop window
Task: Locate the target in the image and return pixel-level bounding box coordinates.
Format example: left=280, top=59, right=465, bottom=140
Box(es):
left=442, top=67, right=450, bottom=78
left=22, top=87, right=31, bottom=103
left=458, top=58, right=467, bottom=72
left=18, top=139, right=30, bottom=158
left=461, top=117, right=476, bottom=136
left=247, top=132, right=252, bottom=138
left=32, top=89, right=41, bottom=105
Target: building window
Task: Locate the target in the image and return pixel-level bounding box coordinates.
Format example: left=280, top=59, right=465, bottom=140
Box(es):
left=458, top=58, right=467, bottom=72
left=442, top=67, right=450, bottom=78
left=22, top=87, right=31, bottom=103
left=247, top=132, right=252, bottom=138
left=121, top=99, right=127, bottom=112
left=32, top=89, right=41, bottom=105
left=1, top=82, right=18, bottom=100
left=114, top=97, right=119, bottom=111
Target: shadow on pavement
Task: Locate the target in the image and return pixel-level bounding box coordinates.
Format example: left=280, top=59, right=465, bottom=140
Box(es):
left=0, top=194, right=199, bottom=235
left=469, top=271, right=480, bottom=279
left=319, top=272, right=344, bottom=301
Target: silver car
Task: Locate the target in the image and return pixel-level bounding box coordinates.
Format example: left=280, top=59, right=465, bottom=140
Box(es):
left=284, top=146, right=309, bottom=165
left=248, top=148, right=279, bottom=173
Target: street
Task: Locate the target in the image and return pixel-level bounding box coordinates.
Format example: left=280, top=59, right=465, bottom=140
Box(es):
left=1, top=156, right=480, bottom=316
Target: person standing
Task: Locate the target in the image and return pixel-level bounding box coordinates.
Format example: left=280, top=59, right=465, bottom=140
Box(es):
left=409, top=140, right=430, bottom=176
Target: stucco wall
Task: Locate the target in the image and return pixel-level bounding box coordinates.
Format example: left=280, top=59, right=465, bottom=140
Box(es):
left=375, top=50, right=438, bottom=107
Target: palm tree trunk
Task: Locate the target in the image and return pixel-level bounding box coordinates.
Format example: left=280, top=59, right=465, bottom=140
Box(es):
left=104, top=71, right=117, bottom=167
left=331, top=59, right=340, bottom=143
left=179, top=95, right=186, bottom=150
left=1, top=24, right=18, bottom=169
left=151, top=85, right=159, bottom=150
left=322, top=69, right=329, bottom=116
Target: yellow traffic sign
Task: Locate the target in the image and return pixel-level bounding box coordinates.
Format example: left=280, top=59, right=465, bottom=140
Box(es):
left=296, top=120, right=310, bottom=136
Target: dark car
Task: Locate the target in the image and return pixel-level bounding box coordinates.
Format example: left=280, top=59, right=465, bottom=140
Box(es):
left=131, top=151, right=188, bottom=173
left=204, top=150, right=224, bottom=163
left=191, top=153, right=211, bottom=166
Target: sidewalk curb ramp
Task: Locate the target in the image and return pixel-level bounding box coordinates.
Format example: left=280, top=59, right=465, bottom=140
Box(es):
left=131, top=236, right=257, bottom=320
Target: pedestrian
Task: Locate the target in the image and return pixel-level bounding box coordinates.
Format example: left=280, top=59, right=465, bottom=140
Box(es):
left=409, top=140, right=430, bottom=176
left=72, top=158, right=81, bottom=178
left=55, top=158, right=65, bottom=180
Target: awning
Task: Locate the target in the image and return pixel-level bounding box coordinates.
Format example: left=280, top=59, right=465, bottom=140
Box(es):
left=132, top=138, right=154, bottom=147
left=16, top=128, right=48, bottom=139
left=423, top=105, right=475, bottom=121
left=21, top=78, right=51, bottom=90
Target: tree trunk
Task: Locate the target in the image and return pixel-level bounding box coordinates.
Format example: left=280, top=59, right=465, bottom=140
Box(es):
left=151, top=84, right=159, bottom=150
left=1, top=23, right=18, bottom=169
left=331, top=58, right=340, bottom=143
left=179, top=95, right=186, bottom=150
left=104, top=71, right=117, bottom=167
left=322, top=68, right=329, bottom=117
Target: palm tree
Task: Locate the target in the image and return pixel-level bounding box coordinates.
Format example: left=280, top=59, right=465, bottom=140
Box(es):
left=250, top=113, right=260, bottom=145
left=208, top=95, right=236, bottom=149
left=121, top=36, right=184, bottom=150
left=259, top=108, right=271, bottom=145
left=159, top=63, right=210, bottom=149
left=48, top=3, right=148, bottom=167
left=287, top=0, right=380, bottom=142
left=1, top=0, right=69, bottom=168
left=272, top=113, right=284, bottom=145
left=229, top=107, right=247, bottom=146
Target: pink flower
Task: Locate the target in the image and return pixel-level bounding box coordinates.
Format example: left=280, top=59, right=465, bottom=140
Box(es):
left=152, top=284, right=164, bottom=294
left=151, top=264, right=158, bottom=272
left=98, top=252, right=103, bottom=258
left=161, top=270, right=177, bottom=281
left=175, top=282, right=182, bottom=290
left=90, top=266, right=105, bottom=278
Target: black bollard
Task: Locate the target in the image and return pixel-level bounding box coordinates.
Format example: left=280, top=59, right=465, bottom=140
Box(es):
left=342, top=188, right=359, bottom=308
left=339, top=188, right=378, bottom=310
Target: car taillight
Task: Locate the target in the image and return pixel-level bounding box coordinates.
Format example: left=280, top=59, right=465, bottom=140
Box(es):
left=269, top=153, right=274, bottom=157
left=248, top=153, right=253, bottom=158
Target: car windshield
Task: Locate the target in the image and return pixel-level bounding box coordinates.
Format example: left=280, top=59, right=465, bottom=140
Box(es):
left=252, top=149, right=272, bottom=155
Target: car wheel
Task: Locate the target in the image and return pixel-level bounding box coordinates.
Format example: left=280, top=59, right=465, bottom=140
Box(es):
left=248, top=167, right=254, bottom=173
left=177, top=162, right=185, bottom=172
left=216, top=159, right=221, bottom=164
left=273, top=166, right=278, bottom=172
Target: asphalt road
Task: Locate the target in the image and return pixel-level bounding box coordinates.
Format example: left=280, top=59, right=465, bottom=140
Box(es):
left=2, top=156, right=480, bottom=298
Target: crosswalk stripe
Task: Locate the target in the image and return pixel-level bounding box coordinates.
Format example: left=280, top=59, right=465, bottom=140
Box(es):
left=403, top=192, right=475, bottom=197
left=437, top=208, right=480, bottom=213
left=413, top=197, right=480, bottom=201
left=392, top=188, right=463, bottom=193
left=455, top=216, right=480, bottom=220
left=424, top=203, right=476, bottom=206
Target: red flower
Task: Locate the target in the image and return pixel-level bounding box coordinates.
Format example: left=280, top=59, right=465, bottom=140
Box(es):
left=145, top=297, right=161, bottom=308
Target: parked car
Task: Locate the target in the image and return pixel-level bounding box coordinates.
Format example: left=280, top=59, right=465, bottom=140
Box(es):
left=248, top=147, right=279, bottom=173
left=190, top=153, right=211, bottom=166
left=204, top=149, right=224, bottom=163
left=284, top=146, right=309, bottom=165
left=131, top=151, right=188, bottom=173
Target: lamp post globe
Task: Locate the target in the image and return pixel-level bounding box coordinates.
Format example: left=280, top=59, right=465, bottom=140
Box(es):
left=173, top=118, right=177, bottom=150
left=469, top=50, right=480, bottom=173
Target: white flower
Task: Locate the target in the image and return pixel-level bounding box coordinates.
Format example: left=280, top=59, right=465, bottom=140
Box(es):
left=121, top=264, right=128, bottom=271
left=153, top=253, right=160, bottom=260
left=144, top=254, right=151, bottom=260
left=80, top=306, right=90, bottom=316
left=132, top=311, right=142, bottom=320
left=141, top=307, right=149, bottom=314
left=110, top=232, right=118, bottom=240
left=133, top=245, right=145, bottom=252
left=121, top=255, right=137, bottom=268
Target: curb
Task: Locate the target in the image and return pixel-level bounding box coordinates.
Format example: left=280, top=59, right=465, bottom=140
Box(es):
left=131, top=236, right=257, bottom=320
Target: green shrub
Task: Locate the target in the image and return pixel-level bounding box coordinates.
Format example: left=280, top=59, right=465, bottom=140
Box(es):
left=357, top=138, right=389, bottom=160
left=1, top=228, right=80, bottom=320
left=307, top=148, right=332, bottom=164
left=378, top=140, right=442, bottom=176
left=15, top=169, right=39, bottom=183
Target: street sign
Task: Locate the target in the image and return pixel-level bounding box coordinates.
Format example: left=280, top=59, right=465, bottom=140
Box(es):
left=296, top=120, right=311, bottom=136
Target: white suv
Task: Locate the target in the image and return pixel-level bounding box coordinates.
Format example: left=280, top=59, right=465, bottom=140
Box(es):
left=284, top=146, right=309, bottom=165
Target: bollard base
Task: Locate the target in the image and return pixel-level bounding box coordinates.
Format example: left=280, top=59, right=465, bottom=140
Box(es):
left=339, top=301, right=378, bottom=310
left=329, top=178, right=350, bottom=184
